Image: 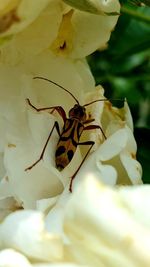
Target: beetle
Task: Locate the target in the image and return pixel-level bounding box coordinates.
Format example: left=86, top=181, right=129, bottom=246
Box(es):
left=25, top=76, right=108, bottom=192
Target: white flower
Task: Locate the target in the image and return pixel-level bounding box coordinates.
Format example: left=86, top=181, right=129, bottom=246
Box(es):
left=0, top=0, right=145, bottom=266
left=0, top=60, right=142, bottom=210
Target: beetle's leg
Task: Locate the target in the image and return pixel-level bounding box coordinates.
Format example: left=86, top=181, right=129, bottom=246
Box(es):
left=83, top=118, right=95, bottom=124
left=26, top=98, right=66, bottom=123
left=25, top=121, right=60, bottom=171
left=69, top=140, right=94, bottom=192
left=83, top=124, right=107, bottom=140
left=69, top=124, right=106, bottom=192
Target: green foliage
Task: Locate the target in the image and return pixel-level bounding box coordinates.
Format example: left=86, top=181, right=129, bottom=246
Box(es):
left=88, top=1, right=150, bottom=183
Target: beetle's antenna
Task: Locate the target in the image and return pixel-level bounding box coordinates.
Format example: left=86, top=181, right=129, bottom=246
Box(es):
left=33, top=76, right=79, bottom=104
left=84, top=98, right=125, bottom=107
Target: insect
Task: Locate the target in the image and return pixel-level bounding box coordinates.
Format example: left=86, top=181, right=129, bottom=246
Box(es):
left=25, top=76, right=108, bottom=192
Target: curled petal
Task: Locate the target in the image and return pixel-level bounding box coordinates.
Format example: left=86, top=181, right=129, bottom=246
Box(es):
left=120, top=152, right=142, bottom=185
left=98, top=128, right=128, bottom=161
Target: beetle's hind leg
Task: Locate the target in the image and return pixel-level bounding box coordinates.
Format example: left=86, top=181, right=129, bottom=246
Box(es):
left=69, top=140, right=95, bottom=192
left=69, top=124, right=106, bottom=192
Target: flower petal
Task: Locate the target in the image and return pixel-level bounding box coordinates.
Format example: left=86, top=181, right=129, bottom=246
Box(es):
left=0, top=196, right=19, bottom=221
left=0, top=249, right=32, bottom=267
left=0, top=210, right=63, bottom=262
left=0, top=0, right=54, bottom=36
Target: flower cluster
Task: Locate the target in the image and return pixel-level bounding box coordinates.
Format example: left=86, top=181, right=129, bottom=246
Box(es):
left=0, top=0, right=148, bottom=266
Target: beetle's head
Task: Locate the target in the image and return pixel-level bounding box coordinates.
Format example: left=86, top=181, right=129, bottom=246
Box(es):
left=69, top=104, right=86, bottom=121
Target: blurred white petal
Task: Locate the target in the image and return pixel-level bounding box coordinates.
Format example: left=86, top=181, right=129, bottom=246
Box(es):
left=118, top=185, right=150, bottom=229
left=36, top=196, right=59, bottom=214
left=0, top=249, right=32, bottom=267
left=0, top=210, right=63, bottom=262
left=64, top=176, right=150, bottom=267
left=45, top=189, right=70, bottom=240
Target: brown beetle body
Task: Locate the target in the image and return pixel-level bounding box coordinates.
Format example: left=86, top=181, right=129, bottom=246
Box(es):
left=56, top=118, right=84, bottom=170
left=56, top=104, right=86, bottom=170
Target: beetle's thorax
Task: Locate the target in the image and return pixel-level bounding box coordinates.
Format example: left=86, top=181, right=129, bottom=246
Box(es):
left=68, top=104, right=86, bottom=122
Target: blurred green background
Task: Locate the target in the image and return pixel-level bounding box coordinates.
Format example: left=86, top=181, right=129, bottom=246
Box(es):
left=88, top=1, right=150, bottom=183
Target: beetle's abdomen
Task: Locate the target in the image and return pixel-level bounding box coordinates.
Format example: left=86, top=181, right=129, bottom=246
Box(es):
left=55, top=141, right=74, bottom=171
left=55, top=119, right=84, bottom=170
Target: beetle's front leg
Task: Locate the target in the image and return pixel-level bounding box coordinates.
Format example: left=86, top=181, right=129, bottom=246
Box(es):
left=25, top=121, right=60, bottom=171
left=26, top=98, right=66, bottom=123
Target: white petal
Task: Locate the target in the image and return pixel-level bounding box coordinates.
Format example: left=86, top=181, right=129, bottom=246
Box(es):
left=0, top=176, right=12, bottom=200
left=4, top=110, right=63, bottom=208
left=98, top=128, right=128, bottom=161
left=1, top=1, right=63, bottom=63
left=0, top=210, right=63, bottom=262
left=70, top=151, right=117, bottom=193
left=0, top=153, right=5, bottom=179
left=45, top=190, right=71, bottom=240
left=0, top=0, right=54, bottom=37
left=120, top=152, right=142, bottom=185
left=70, top=3, right=120, bottom=58
left=36, top=196, right=58, bottom=214
left=119, top=127, right=142, bottom=185
left=51, top=0, right=120, bottom=58
left=0, top=249, right=32, bottom=267
left=123, top=101, right=134, bottom=131
left=0, top=196, right=19, bottom=221
left=118, top=185, right=150, bottom=229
